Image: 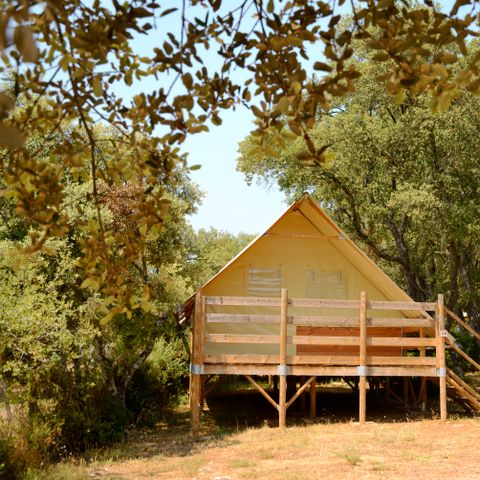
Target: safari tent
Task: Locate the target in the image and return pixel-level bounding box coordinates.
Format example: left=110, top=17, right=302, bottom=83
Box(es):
left=183, top=194, right=480, bottom=431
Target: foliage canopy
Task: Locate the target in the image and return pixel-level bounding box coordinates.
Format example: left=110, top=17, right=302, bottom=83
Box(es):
left=238, top=38, right=480, bottom=340
left=0, top=0, right=479, bottom=313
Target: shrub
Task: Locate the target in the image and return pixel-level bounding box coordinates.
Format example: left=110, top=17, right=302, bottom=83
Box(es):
left=127, top=336, right=189, bottom=426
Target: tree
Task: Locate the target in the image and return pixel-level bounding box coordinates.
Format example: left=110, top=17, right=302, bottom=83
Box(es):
left=238, top=39, right=480, bottom=337
left=0, top=138, right=201, bottom=459
left=183, top=227, right=256, bottom=288
left=0, top=0, right=479, bottom=315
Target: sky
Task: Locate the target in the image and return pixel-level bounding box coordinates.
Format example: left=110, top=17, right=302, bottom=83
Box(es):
left=184, top=106, right=287, bottom=235
left=131, top=0, right=461, bottom=236
left=181, top=0, right=462, bottom=235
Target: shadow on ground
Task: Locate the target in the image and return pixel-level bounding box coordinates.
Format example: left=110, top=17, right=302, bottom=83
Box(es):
left=204, top=379, right=470, bottom=429
left=86, top=379, right=474, bottom=465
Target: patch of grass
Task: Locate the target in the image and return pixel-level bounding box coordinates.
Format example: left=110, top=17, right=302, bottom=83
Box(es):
left=402, top=432, right=416, bottom=442
left=258, top=448, right=274, bottom=460
left=371, top=460, right=390, bottom=472
left=345, top=453, right=362, bottom=465
left=230, top=458, right=256, bottom=468
left=179, top=455, right=205, bottom=475
left=239, top=469, right=258, bottom=479
left=283, top=472, right=302, bottom=480
left=408, top=453, right=431, bottom=462
left=337, top=452, right=362, bottom=466
left=23, top=464, right=88, bottom=480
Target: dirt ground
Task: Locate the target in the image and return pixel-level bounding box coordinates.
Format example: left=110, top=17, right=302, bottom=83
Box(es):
left=77, top=383, right=480, bottom=480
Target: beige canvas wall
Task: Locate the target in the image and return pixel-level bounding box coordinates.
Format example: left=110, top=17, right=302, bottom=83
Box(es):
left=200, top=201, right=410, bottom=356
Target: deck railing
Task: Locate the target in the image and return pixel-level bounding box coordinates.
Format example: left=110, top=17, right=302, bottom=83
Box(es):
left=190, top=290, right=448, bottom=431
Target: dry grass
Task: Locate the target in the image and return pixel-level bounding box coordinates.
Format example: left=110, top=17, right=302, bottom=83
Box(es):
left=30, top=415, right=480, bottom=480
left=25, top=377, right=480, bottom=480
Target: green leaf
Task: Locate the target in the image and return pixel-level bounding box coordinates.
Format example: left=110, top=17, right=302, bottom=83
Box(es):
left=313, top=61, right=332, bottom=72
left=14, top=26, right=38, bottom=63
left=0, top=123, right=24, bottom=148
left=92, top=76, right=102, bottom=97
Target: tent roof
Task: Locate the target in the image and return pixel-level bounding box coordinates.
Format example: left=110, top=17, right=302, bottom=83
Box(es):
left=178, top=193, right=418, bottom=325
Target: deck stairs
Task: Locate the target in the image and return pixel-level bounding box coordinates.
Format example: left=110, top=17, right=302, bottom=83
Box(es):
left=445, top=369, right=480, bottom=413
left=442, top=307, right=480, bottom=413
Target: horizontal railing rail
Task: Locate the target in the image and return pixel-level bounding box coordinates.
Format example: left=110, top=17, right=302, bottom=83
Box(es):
left=206, top=312, right=433, bottom=328
left=200, top=291, right=440, bottom=372
left=191, top=289, right=451, bottom=429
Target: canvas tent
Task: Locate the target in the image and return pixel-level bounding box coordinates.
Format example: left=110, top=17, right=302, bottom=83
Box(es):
left=190, top=192, right=420, bottom=358
left=184, top=194, right=479, bottom=431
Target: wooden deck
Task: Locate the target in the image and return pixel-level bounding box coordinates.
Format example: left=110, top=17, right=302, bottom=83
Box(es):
left=190, top=289, right=449, bottom=432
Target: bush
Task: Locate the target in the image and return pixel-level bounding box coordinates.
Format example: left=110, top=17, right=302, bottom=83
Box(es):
left=0, top=433, right=23, bottom=480
left=127, top=336, right=189, bottom=426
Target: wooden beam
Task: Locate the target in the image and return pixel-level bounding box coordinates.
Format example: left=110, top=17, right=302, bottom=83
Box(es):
left=294, top=316, right=434, bottom=328
left=205, top=334, right=437, bottom=346
left=447, top=340, right=480, bottom=371
left=290, top=298, right=359, bottom=309
left=190, top=291, right=205, bottom=434
left=444, top=306, right=480, bottom=342
left=205, top=334, right=280, bottom=344
left=366, top=337, right=437, bottom=347
left=437, top=295, right=447, bottom=422
left=419, top=327, right=427, bottom=411
left=204, top=365, right=277, bottom=375
left=203, top=354, right=437, bottom=367
left=292, top=336, right=436, bottom=347
left=366, top=366, right=437, bottom=377
left=310, top=377, right=317, bottom=417
left=207, top=313, right=434, bottom=328
left=203, top=364, right=437, bottom=376
left=286, top=376, right=316, bottom=409
left=279, top=288, right=288, bottom=429
left=289, top=366, right=359, bottom=376
left=204, top=354, right=280, bottom=364
left=263, top=232, right=341, bottom=240
left=447, top=370, right=480, bottom=405
left=368, top=300, right=436, bottom=311
left=359, top=291, right=367, bottom=424
left=205, top=295, right=280, bottom=306
left=367, top=317, right=434, bottom=328
left=206, top=313, right=281, bottom=324
left=244, top=375, right=279, bottom=411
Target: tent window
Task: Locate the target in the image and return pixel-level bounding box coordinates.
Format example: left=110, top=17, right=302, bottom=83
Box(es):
left=305, top=269, right=348, bottom=299
left=247, top=267, right=282, bottom=297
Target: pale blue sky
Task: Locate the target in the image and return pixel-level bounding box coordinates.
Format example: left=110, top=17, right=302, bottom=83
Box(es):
left=127, top=1, right=462, bottom=236
left=185, top=106, right=286, bottom=235
left=183, top=0, right=460, bottom=235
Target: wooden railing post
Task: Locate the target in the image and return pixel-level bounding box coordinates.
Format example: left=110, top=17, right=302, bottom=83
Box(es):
left=436, top=294, right=447, bottom=422
left=310, top=377, right=316, bottom=418
left=359, top=290, right=367, bottom=424
left=191, top=291, right=205, bottom=434
left=419, top=327, right=427, bottom=411
left=278, top=288, right=288, bottom=428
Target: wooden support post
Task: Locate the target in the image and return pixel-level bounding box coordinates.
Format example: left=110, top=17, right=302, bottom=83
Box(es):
left=359, top=290, right=367, bottom=424
left=299, top=376, right=306, bottom=413
left=403, top=377, right=409, bottom=409
left=278, top=288, right=288, bottom=429
left=310, top=377, right=316, bottom=418
left=419, top=327, right=427, bottom=411
left=191, top=291, right=205, bottom=434
left=437, top=294, right=447, bottom=422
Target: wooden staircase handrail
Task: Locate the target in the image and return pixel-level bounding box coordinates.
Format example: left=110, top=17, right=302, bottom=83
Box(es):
left=444, top=306, right=480, bottom=342
left=446, top=337, right=480, bottom=372
left=447, top=369, right=480, bottom=410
